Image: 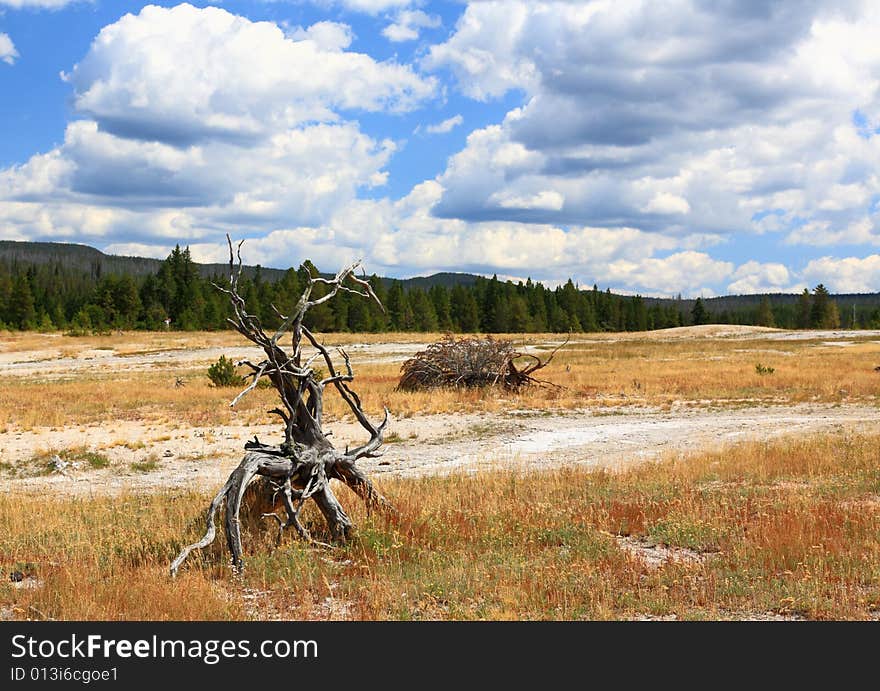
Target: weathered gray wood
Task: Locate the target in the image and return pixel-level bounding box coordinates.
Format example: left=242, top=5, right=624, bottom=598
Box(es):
left=170, top=239, right=392, bottom=576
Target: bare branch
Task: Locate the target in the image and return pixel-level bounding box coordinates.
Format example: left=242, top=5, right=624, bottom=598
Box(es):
left=172, top=239, right=391, bottom=575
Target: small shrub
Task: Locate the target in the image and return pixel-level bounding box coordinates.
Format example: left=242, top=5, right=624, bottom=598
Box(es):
left=130, top=458, right=160, bottom=473
left=16, top=447, right=110, bottom=476
left=207, top=355, right=244, bottom=387
left=80, top=451, right=110, bottom=469
left=755, top=363, right=775, bottom=376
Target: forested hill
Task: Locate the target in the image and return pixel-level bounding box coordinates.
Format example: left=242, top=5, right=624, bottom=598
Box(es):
left=0, top=240, right=166, bottom=278
left=646, top=292, right=880, bottom=313
left=0, top=241, right=480, bottom=290
left=1, top=240, right=879, bottom=333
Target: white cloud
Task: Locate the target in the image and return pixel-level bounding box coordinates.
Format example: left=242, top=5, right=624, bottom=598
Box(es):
left=184, top=180, right=727, bottom=296
left=100, top=242, right=174, bottom=260
left=382, top=9, right=441, bottom=42
left=728, top=261, right=801, bottom=294
left=802, top=255, right=880, bottom=293
left=423, top=1, right=539, bottom=101
left=423, top=0, right=880, bottom=245
left=642, top=193, right=691, bottom=216
left=0, top=4, right=431, bottom=247
left=0, top=33, right=17, bottom=65
left=490, top=190, right=564, bottom=211
left=604, top=252, right=734, bottom=297
left=6, top=0, right=880, bottom=299
left=786, top=216, right=880, bottom=246
left=1, top=117, right=395, bottom=239
left=287, top=21, right=353, bottom=51
left=65, top=4, right=435, bottom=146
left=424, top=114, right=463, bottom=135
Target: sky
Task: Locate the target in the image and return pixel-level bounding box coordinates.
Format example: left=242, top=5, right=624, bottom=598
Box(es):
left=1, top=1, right=880, bottom=297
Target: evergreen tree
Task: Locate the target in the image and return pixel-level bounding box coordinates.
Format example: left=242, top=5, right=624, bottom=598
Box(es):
left=508, top=295, right=530, bottom=332
left=9, top=273, right=36, bottom=329
left=797, top=288, right=812, bottom=329
left=576, top=294, right=598, bottom=332
left=631, top=295, right=648, bottom=331
left=366, top=275, right=388, bottom=331
left=691, top=297, right=708, bottom=326
left=332, top=290, right=351, bottom=331
left=429, top=285, right=453, bottom=331
left=0, top=270, right=14, bottom=327
left=481, top=275, right=502, bottom=331
left=385, top=281, right=407, bottom=330
left=450, top=284, right=480, bottom=332
left=527, top=284, right=549, bottom=331
left=272, top=268, right=302, bottom=322
left=549, top=303, right=569, bottom=332
left=756, top=297, right=775, bottom=327
left=810, top=284, right=840, bottom=328
left=297, top=261, right=333, bottom=330
left=408, top=289, right=439, bottom=331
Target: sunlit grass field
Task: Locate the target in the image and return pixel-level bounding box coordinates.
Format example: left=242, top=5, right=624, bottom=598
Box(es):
left=2, top=328, right=879, bottom=620
left=1, top=328, right=879, bottom=430
left=2, top=432, right=878, bottom=620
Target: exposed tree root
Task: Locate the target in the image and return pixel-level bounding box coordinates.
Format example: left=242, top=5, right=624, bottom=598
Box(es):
left=170, top=239, right=392, bottom=576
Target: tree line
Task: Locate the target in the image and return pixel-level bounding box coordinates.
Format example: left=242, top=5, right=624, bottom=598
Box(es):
left=0, top=245, right=877, bottom=333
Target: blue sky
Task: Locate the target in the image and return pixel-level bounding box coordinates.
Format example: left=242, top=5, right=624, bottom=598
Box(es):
left=1, top=1, right=880, bottom=296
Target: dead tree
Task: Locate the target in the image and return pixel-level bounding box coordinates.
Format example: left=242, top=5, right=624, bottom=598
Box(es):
left=171, top=239, right=391, bottom=576
left=398, top=334, right=566, bottom=391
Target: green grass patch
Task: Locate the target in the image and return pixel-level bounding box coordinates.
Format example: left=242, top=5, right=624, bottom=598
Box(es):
left=130, top=459, right=160, bottom=473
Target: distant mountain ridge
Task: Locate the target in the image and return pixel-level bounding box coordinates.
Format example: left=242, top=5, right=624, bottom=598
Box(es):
left=643, top=291, right=880, bottom=313
left=2, top=240, right=878, bottom=305
left=0, top=240, right=480, bottom=291
left=3, top=240, right=879, bottom=333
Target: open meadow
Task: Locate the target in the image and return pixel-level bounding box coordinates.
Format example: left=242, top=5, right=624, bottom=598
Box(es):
left=1, top=325, right=879, bottom=620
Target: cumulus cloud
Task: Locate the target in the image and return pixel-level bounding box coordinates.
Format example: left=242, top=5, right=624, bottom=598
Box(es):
left=786, top=215, right=880, bottom=246
left=801, top=255, right=880, bottom=293
left=382, top=9, right=441, bottom=42
left=0, top=4, right=432, bottom=246
left=5, top=1, right=880, bottom=298
left=0, top=32, right=17, bottom=65
left=65, top=5, right=435, bottom=147
left=287, top=21, right=353, bottom=51
left=490, top=190, right=564, bottom=211
left=423, top=0, right=880, bottom=244
left=604, top=252, right=734, bottom=298
left=186, top=179, right=731, bottom=296
left=727, top=261, right=802, bottom=294
left=424, top=114, right=463, bottom=134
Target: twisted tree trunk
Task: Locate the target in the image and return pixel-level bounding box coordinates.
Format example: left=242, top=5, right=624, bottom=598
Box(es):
left=171, top=239, right=391, bottom=576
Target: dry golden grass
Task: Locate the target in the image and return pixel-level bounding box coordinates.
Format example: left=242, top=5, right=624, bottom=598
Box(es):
left=2, top=431, right=878, bottom=620
left=2, top=329, right=879, bottom=429
left=0, top=329, right=438, bottom=355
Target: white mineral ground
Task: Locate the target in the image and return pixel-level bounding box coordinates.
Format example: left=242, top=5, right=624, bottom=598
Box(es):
left=1, top=326, right=879, bottom=496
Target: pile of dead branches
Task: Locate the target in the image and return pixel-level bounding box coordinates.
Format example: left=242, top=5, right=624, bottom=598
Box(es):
left=397, top=334, right=565, bottom=391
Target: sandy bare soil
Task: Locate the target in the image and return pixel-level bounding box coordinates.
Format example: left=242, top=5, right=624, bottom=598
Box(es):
left=2, top=401, right=877, bottom=496
left=3, top=325, right=879, bottom=380
left=2, top=325, right=878, bottom=496
left=0, top=341, right=430, bottom=379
